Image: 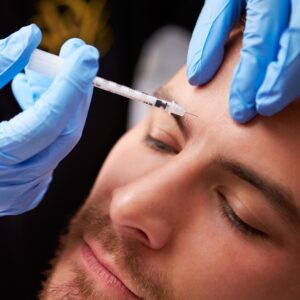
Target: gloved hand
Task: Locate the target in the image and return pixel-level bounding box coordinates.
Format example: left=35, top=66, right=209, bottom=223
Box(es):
left=187, top=0, right=300, bottom=123
left=0, top=24, right=99, bottom=216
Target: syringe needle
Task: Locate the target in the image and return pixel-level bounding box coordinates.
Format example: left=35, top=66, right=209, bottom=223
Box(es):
left=184, top=112, right=200, bottom=118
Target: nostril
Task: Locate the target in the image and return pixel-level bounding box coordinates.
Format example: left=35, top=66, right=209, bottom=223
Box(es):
left=122, top=226, right=151, bottom=246
left=137, top=228, right=149, bottom=243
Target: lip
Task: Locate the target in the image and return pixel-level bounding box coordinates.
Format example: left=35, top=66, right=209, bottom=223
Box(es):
left=80, top=238, right=141, bottom=299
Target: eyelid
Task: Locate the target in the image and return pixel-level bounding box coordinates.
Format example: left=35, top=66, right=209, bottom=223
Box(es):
left=220, top=187, right=271, bottom=235
left=144, top=134, right=178, bottom=154
left=217, top=191, right=268, bottom=240
left=148, top=126, right=182, bottom=152
left=150, top=110, right=185, bottom=145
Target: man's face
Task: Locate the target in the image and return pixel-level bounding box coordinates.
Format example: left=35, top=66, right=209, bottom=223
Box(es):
left=41, top=32, right=300, bottom=300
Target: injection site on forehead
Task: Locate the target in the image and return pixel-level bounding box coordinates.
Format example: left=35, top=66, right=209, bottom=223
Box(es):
left=152, top=87, right=195, bottom=138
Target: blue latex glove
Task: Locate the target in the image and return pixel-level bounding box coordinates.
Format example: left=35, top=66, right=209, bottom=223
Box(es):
left=187, top=0, right=300, bottom=123
left=0, top=24, right=99, bottom=216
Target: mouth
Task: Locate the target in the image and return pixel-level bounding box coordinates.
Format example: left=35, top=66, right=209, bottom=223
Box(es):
left=80, top=238, right=142, bottom=299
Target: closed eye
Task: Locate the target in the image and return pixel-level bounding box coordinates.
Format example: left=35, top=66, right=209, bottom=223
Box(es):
left=144, top=134, right=178, bottom=154
left=217, top=192, right=268, bottom=240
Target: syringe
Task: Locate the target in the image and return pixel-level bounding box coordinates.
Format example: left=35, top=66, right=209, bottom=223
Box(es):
left=27, top=49, right=187, bottom=117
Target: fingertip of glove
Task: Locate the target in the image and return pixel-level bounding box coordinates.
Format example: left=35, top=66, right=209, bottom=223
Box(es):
left=11, top=72, right=27, bottom=97
left=29, top=24, right=42, bottom=39
left=186, top=62, right=208, bottom=86
left=0, top=24, right=42, bottom=89
left=230, top=100, right=257, bottom=123
left=75, top=45, right=99, bottom=75
left=186, top=57, right=220, bottom=86
left=255, top=87, right=288, bottom=116
left=256, top=100, right=278, bottom=117
left=59, top=38, right=86, bottom=58
left=60, top=45, right=99, bottom=89
left=11, top=72, right=27, bottom=89
left=22, top=24, right=42, bottom=47
left=230, top=89, right=257, bottom=123
left=187, top=72, right=204, bottom=86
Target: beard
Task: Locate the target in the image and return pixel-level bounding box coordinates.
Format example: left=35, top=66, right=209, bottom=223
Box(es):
left=38, top=201, right=173, bottom=300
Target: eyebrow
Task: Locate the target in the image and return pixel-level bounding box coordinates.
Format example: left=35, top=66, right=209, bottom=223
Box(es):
left=213, top=157, right=300, bottom=231
left=153, top=88, right=190, bottom=139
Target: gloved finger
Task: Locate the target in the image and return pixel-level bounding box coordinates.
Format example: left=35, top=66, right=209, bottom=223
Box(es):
left=1, top=91, right=94, bottom=214
left=1, top=85, right=92, bottom=214
left=12, top=69, right=52, bottom=108
left=0, top=44, right=99, bottom=165
left=187, top=0, right=244, bottom=85
left=59, top=38, right=86, bottom=58
left=0, top=108, right=93, bottom=214
left=58, top=39, right=94, bottom=136
left=1, top=99, right=94, bottom=184
left=22, top=69, right=53, bottom=101
left=11, top=72, right=35, bottom=110
left=256, top=0, right=300, bottom=116
left=229, top=0, right=290, bottom=123
left=0, top=24, right=41, bottom=89
left=51, top=38, right=92, bottom=139
left=12, top=40, right=89, bottom=133
left=0, top=171, right=52, bottom=216
left=16, top=38, right=86, bottom=102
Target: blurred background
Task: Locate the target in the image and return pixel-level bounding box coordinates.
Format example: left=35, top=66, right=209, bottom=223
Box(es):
left=0, top=0, right=204, bottom=298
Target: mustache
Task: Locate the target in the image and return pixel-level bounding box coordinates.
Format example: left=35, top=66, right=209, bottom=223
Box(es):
left=66, top=203, right=173, bottom=300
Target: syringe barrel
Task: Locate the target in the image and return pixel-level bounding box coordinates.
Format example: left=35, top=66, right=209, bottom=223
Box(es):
left=93, top=77, right=156, bottom=106
left=28, top=50, right=156, bottom=105
left=27, top=49, right=187, bottom=117
left=27, top=49, right=64, bottom=78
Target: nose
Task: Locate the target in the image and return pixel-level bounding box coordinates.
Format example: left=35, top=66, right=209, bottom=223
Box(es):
left=110, top=162, right=188, bottom=250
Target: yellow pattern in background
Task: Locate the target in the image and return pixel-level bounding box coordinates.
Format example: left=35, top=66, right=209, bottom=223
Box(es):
left=30, top=0, right=113, bottom=55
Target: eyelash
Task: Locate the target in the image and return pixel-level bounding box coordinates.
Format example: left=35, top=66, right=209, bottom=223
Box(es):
left=144, top=134, right=178, bottom=154
left=217, top=192, right=268, bottom=240
left=144, top=135, right=268, bottom=240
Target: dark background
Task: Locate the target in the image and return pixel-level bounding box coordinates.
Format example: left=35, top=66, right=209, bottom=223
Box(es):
left=0, top=1, right=204, bottom=298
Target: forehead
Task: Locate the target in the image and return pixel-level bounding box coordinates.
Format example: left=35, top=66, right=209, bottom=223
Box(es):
left=161, top=32, right=300, bottom=208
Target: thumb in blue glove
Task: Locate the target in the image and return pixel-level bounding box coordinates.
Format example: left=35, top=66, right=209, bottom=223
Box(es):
left=0, top=24, right=41, bottom=89
left=0, top=25, right=99, bottom=216
left=187, top=0, right=300, bottom=123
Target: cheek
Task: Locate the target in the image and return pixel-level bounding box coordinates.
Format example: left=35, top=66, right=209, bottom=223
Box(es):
left=175, top=224, right=298, bottom=300
left=171, top=206, right=296, bottom=299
